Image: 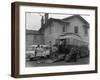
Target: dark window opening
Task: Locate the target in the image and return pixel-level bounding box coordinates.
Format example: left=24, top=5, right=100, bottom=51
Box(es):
left=84, top=28, right=88, bottom=36
left=63, top=26, right=65, bottom=32
left=83, top=25, right=88, bottom=36
left=74, top=26, right=78, bottom=33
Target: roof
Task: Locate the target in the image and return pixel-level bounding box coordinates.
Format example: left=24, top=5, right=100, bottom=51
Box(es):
left=39, top=18, right=70, bottom=31
left=63, top=15, right=89, bottom=25
left=49, top=18, right=70, bottom=24
left=39, top=15, right=89, bottom=31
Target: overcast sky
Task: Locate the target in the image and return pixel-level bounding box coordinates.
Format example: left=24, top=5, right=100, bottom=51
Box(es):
left=26, top=13, right=90, bottom=30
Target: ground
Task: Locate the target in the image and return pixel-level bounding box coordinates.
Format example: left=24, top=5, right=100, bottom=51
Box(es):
left=26, top=56, right=89, bottom=67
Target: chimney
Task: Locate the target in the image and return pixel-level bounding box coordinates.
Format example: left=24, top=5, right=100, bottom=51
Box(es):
left=45, top=13, right=49, bottom=24
left=41, top=16, right=44, bottom=27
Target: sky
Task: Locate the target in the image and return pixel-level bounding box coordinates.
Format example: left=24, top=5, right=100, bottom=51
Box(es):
left=26, top=12, right=90, bottom=30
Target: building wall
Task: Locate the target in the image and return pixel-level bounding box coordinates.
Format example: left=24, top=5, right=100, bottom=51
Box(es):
left=26, top=34, right=34, bottom=50
left=26, top=34, right=44, bottom=50
left=26, top=35, right=33, bottom=45
left=64, top=17, right=89, bottom=43
left=43, top=17, right=89, bottom=46
left=33, top=34, right=44, bottom=45
left=44, top=22, right=64, bottom=45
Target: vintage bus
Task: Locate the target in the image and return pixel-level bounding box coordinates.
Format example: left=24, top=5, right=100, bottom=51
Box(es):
left=56, top=33, right=89, bottom=58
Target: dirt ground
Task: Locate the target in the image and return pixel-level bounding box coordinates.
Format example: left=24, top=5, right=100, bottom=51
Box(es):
left=26, top=56, right=89, bottom=67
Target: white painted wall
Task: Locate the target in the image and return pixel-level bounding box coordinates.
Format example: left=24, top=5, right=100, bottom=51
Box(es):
left=44, top=17, right=89, bottom=45
left=64, top=17, right=89, bottom=42
left=44, top=21, right=64, bottom=45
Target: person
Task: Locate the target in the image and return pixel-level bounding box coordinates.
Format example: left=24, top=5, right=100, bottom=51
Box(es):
left=58, top=40, right=66, bottom=54
left=35, top=45, right=40, bottom=57
left=70, top=48, right=77, bottom=62
left=50, top=45, right=58, bottom=59
left=65, top=47, right=77, bottom=62
left=48, top=41, right=52, bottom=56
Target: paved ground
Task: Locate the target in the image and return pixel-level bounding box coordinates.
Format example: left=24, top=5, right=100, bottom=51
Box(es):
left=26, top=56, right=89, bottom=67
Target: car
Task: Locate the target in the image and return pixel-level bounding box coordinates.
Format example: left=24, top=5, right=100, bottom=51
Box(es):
left=26, top=45, right=51, bottom=61
left=26, top=45, right=37, bottom=61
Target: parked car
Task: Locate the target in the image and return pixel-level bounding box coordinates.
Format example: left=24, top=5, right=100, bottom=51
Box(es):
left=26, top=45, right=37, bottom=61
left=26, top=45, right=51, bottom=61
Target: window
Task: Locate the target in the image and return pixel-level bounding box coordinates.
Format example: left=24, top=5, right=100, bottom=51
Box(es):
left=84, top=28, right=88, bottom=36
left=63, top=26, right=65, bottom=32
left=74, top=26, right=78, bottom=33
left=83, top=25, right=88, bottom=36
left=62, top=22, right=70, bottom=32
left=62, top=23, right=66, bottom=32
